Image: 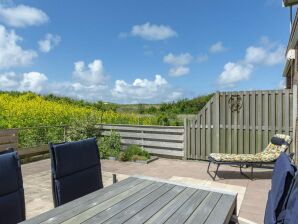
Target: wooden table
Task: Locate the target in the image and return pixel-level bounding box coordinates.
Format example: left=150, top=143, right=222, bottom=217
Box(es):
left=21, top=176, right=237, bottom=224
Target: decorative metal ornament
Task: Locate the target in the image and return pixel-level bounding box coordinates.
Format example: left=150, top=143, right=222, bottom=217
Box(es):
left=228, top=95, right=243, bottom=112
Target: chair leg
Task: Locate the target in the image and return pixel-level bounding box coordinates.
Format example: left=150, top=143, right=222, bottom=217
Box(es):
left=250, top=166, right=254, bottom=180
left=112, top=174, right=117, bottom=184
left=207, top=162, right=220, bottom=181
left=214, top=164, right=220, bottom=180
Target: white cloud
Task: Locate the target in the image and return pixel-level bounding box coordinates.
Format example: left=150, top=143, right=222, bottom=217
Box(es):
left=38, top=33, right=61, bottom=53
left=112, top=74, right=182, bottom=103
left=163, top=53, right=192, bottom=77
left=0, top=71, right=47, bottom=93
left=163, top=53, right=192, bottom=66
left=196, top=54, right=208, bottom=63
left=245, top=45, right=284, bottom=65
left=0, top=25, right=37, bottom=69
left=217, top=37, right=285, bottom=88
left=0, top=4, right=49, bottom=28
left=125, top=22, right=177, bottom=41
left=73, top=59, right=107, bottom=85
left=218, top=62, right=252, bottom=87
left=19, top=72, right=48, bottom=92
left=210, top=41, right=227, bottom=53
left=169, top=66, right=189, bottom=77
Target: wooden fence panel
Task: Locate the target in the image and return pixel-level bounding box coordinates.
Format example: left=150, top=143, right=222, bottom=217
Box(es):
left=99, top=124, right=184, bottom=158
left=185, top=90, right=293, bottom=160
left=0, top=129, right=18, bottom=151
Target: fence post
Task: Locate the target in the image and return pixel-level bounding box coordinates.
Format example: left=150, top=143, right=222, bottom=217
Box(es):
left=63, top=126, right=66, bottom=142
left=183, top=118, right=187, bottom=160
left=214, top=92, right=220, bottom=153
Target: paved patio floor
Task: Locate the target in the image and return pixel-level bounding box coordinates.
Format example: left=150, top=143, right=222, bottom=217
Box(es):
left=22, top=158, right=272, bottom=224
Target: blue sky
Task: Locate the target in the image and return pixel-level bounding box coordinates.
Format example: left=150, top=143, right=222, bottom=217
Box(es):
left=0, top=0, right=294, bottom=103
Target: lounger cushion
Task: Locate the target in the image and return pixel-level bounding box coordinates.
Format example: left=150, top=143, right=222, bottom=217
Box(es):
left=209, top=134, right=291, bottom=163
left=264, top=152, right=296, bottom=224
left=271, top=136, right=286, bottom=146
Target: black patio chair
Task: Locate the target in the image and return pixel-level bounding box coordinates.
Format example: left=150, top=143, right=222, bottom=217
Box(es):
left=49, top=137, right=103, bottom=207
left=0, top=148, right=26, bottom=224
left=264, top=152, right=296, bottom=224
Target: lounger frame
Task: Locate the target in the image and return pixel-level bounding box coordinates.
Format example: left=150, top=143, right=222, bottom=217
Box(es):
left=207, top=152, right=294, bottom=180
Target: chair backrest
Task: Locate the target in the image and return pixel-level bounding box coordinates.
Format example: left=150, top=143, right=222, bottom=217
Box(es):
left=49, top=137, right=103, bottom=207
left=264, top=152, right=296, bottom=224
left=263, top=134, right=292, bottom=155
left=0, top=149, right=25, bottom=224
left=275, top=171, right=298, bottom=224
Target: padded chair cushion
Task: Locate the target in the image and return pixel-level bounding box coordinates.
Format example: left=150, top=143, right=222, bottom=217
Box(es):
left=50, top=137, right=103, bottom=206
left=209, top=134, right=292, bottom=163
left=54, top=166, right=101, bottom=205
left=51, top=138, right=100, bottom=179
left=0, top=152, right=20, bottom=195
left=0, top=190, right=25, bottom=224
left=264, top=152, right=296, bottom=224
left=0, top=150, right=25, bottom=223
left=280, top=173, right=298, bottom=224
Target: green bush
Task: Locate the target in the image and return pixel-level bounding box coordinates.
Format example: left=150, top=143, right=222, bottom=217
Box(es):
left=98, top=131, right=121, bottom=159
left=119, top=145, right=150, bottom=161
left=66, top=115, right=100, bottom=142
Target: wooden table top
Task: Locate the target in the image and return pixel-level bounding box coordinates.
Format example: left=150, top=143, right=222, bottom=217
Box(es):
left=20, top=176, right=237, bottom=224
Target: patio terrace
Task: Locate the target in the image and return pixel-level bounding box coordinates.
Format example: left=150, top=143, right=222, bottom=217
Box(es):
left=23, top=158, right=272, bottom=224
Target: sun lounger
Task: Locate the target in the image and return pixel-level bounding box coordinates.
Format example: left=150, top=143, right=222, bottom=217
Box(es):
left=207, top=134, right=292, bottom=180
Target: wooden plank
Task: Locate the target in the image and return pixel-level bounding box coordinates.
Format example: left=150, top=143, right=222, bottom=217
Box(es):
left=204, top=194, right=236, bottom=224
left=164, top=189, right=209, bottom=224
left=101, top=125, right=184, bottom=134
left=232, top=93, right=238, bottom=154
left=227, top=93, right=232, bottom=154
left=221, top=93, right=226, bottom=154
left=0, top=135, right=18, bottom=144
left=201, top=110, right=206, bottom=159
left=142, top=147, right=183, bottom=157
left=244, top=92, right=250, bottom=154
left=0, top=129, right=18, bottom=136
left=103, top=184, right=175, bottom=224
left=214, top=93, right=220, bottom=153
left=185, top=192, right=222, bottom=224
left=264, top=92, right=269, bottom=148
left=120, top=139, right=183, bottom=150
left=82, top=182, right=167, bottom=224
left=183, top=118, right=187, bottom=159
left=271, top=92, right=276, bottom=136
left=257, top=92, right=262, bottom=153
left=60, top=180, right=158, bottom=224
left=191, top=119, right=196, bottom=159
left=145, top=188, right=196, bottom=224
left=187, top=119, right=191, bottom=159
left=206, top=101, right=212, bottom=157
left=278, top=91, right=283, bottom=133
left=18, top=145, right=49, bottom=158
left=0, top=143, right=17, bottom=151
left=101, top=131, right=183, bottom=141
left=251, top=92, right=256, bottom=154
left=238, top=92, right=244, bottom=154
left=20, top=177, right=143, bottom=224
left=124, top=185, right=185, bottom=224
left=285, top=90, right=290, bottom=135
left=196, top=114, right=201, bottom=159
